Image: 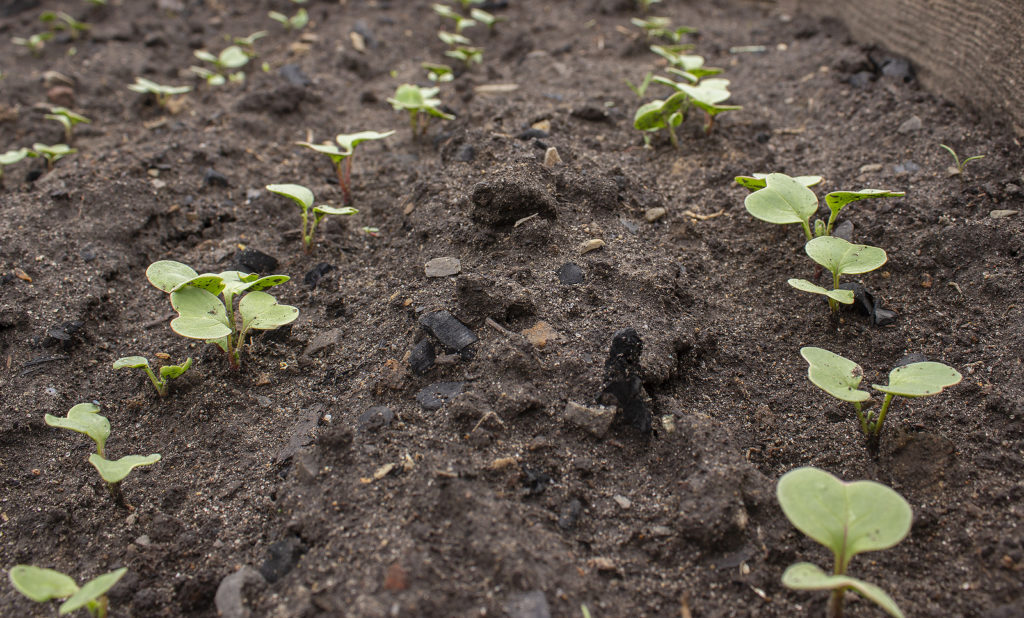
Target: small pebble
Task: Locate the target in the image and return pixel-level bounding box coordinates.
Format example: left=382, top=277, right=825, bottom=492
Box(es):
left=613, top=495, right=632, bottom=509
left=990, top=209, right=1019, bottom=219
left=859, top=163, right=883, bottom=173
left=897, top=115, right=922, bottom=133
left=645, top=207, right=667, bottom=222
left=543, top=147, right=562, bottom=167
left=424, top=257, right=461, bottom=278
left=579, top=239, right=605, bottom=254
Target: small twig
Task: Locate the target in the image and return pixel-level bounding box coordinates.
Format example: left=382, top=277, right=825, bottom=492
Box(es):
left=485, top=317, right=518, bottom=339
left=19, top=355, right=69, bottom=376
left=143, top=312, right=175, bottom=329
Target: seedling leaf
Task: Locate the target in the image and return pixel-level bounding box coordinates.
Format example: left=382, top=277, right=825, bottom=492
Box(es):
left=335, top=130, right=395, bottom=152
left=9, top=566, right=79, bottom=602
left=788, top=279, right=854, bottom=304
left=805, top=236, right=887, bottom=276
left=872, top=362, right=962, bottom=397
left=313, top=205, right=358, bottom=216
left=782, top=563, right=904, bottom=618
left=169, top=287, right=233, bottom=340
left=267, top=183, right=313, bottom=210
left=59, top=568, right=128, bottom=615
left=800, top=347, right=869, bottom=403
left=239, top=291, right=299, bottom=332
left=112, top=356, right=148, bottom=370
left=44, top=403, right=109, bottom=455
left=744, top=172, right=818, bottom=227
left=88, top=453, right=161, bottom=484
left=734, top=174, right=822, bottom=191
left=146, top=260, right=200, bottom=293
left=159, top=357, right=192, bottom=380
left=824, top=189, right=905, bottom=219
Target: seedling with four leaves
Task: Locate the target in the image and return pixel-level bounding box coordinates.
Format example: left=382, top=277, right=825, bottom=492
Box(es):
left=45, top=107, right=90, bottom=143
left=268, top=7, right=308, bottom=30
left=127, top=77, right=193, bottom=108
left=631, top=17, right=695, bottom=43
left=296, top=130, right=394, bottom=205
left=191, top=45, right=248, bottom=85
left=788, top=236, right=887, bottom=313
left=9, top=564, right=127, bottom=618
left=388, top=84, right=455, bottom=137
left=777, top=466, right=911, bottom=618
left=267, top=183, right=357, bottom=253
left=146, top=260, right=298, bottom=368
left=800, top=346, right=962, bottom=443
left=44, top=403, right=161, bottom=507
left=112, top=355, right=192, bottom=397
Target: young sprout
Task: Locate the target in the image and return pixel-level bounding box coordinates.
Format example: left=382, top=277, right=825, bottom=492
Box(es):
left=633, top=91, right=688, bottom=148
left=939, top=144, right=985, bottom=178
left=9, top=565, right=128, bottom=618
left=146, top=261, right=298, bottom=368
left=469, top=8, right=503, bottom=31
left=651, top=75, right=740, bottom=132
left=744, top=172, right=904, bottom=241
left=33, top=143, right=76, bottom=170
left=631, top=17, right=695, bottom=43
left=637, top=0, right=663, bottom=11
left=625, top=71, right=654, bottom=98
left=296, top=130, right=394, bottom=205
left=777, top=467, right=911, bottom=618
left=433, top=4, right=476, bottom=34
left=12, top=32, right=54, bottom=56
left=788, top=236, right=887, bottom=314
left=438, top=30, right=473, bottom=47
left=649, top=44, right=698, bottom=66
left=0, top=148, right=38, bottom=186
left=388, top=84, right=455, bottom=137
left=734, top=173, right=823, bottom=191
left=233, top=30, right=268, bottom=56
left=44, top=403, right=161, bottom=506
left=800, top=347, right=962, bottom=443
left=40, top=10, right=90, bottom=39
left=445, top=45, right=483, bottom=68
left=127, top=77, right=193, bottom=108
left=191, top=45, right=248, bottom=85
left=268, top=7, right=308, bottom=30
left=423, top=62, right=455, bottom=83
left=455, top=0, right=484, bottom=8
left=112, top=356, right=192, bottom=397
left=44, top=107, right=90, bottom=143
left=267, top=183, right=357, bottom=253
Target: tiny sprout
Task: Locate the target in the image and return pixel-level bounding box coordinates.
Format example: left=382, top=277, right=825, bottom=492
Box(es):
left=267, top=183, right=357, bottom=252
left=388, top=84, right=455, bottom=137
left=631, top=17, right=695, bottom=43
left=268, top=7, right=308, bottom=30
left=445, top=45, right=483, bottom=68
left=470, top=8, right=503, bottom=30
left=788, top=236, right=887, bottom=314
left=9, top=565, right=128, bottom=618
left=12, top=32, right=54, bottom=55
left=638, top=0, right=663, bottom=11
left=800, top=347, right=962, bottom=443
left=625, top=71, right=654, bottom=99
left=146, top=261, right=298, bottom=368
left=191, top=45, right=248, bottom=85
left=127, top=77, right=192, bottom=108
left=734, top=173, right=822, bottom=191
left=778, top=467, right=911, bottom=618
left=40, top=10, right=90, bottom=39
left=433, top=4, right=476, bottom=34
left=0, top=148, right=38, bottom=186
left=296, top=130, right=394, bottom=205
left=423, top=62, right=455, bottom=83
left=438, top=30, right=473, bottom=47
left=455, top=0, right=485, bottom=8
left=939, top=144, right=985, bottom=178
left=33, top=143, right=76, bottom=170
left=649, top=43, right=697, bottom=65
left=633, top=91, right=688, bottom=148
left=113, top=355, right=192, bottom=397
left=651, top=75, right=740, bottom=132
left=744, top=172, right=904, bottom=241
left=233, top=30, right=268, bottom=55
left=362, top=226, right=380, bottom=237
left=45, top=107, right=90, bottom=143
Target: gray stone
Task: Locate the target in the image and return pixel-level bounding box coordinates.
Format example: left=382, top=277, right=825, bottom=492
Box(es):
left=258, top=537, right=305, bottom=583
left=505, top=590, right=551, bottom=618
left=358, top=406, right=394, bottom=432
left=425, top=257, right=461, bottom=277
left=214, top=566, right=265, bottom=618
left=303, top=328, right=342, bottom=357
left=557, top=263, right=584, bottom=285
left=416, top=382, right=465, bottom=410
left=897, top=115, right=922, bottom=133
left=562, top=401, right=615, bottom=438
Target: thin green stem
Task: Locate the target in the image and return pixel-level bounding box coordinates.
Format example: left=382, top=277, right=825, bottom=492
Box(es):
left=872, top=393, right=896, bottom=436
left=800, top=220, right=813, bottom=241
left=142, top=365, right=167, bottom=397
left=853, top=402, right=868, bottom=436
left=665, top=113, right=679, bottom=149
left=825, top=210, right=838, bottom=236
left=409, top=110, right=418, bottom=137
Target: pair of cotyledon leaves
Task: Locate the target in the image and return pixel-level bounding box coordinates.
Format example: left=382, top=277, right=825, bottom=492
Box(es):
left=43, top=403, right=161, bottom=484
left=10, top=565, right=127, bottom=616
left=800, top=346, right=962, bottom=405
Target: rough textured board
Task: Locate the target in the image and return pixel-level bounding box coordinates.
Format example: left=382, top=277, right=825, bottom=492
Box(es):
left=790, top=0, right=1024, bottom=134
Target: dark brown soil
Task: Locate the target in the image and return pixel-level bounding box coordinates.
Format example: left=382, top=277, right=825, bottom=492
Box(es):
left=1, top=1, right=1022, bottom=616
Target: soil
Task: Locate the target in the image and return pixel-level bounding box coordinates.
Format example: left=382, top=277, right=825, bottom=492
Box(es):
left=1, top=1, right=1022, bottom=617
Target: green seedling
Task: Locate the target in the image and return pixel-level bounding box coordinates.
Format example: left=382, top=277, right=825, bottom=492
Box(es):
left=12, top=32, right=54, bottom=55
left=651, top=75, right=739, bottom=132
left=127, top=77, right=192, bottom=108
left=45, top=107, right=90, bottom=143
left=233, top=30, right=268, bottom=56
left=445, top=45, right=483, bottom=68
left=438, top=30, right=473, bottom=47
left=638, top=0, right=663, bottom=11
left=146, top=261, right=298, bottom=368
left=634, top=91, right=688, bottom=148
left=470, top=8, right=503, bottom=31
left=625, top=71, right=654, bottom=98
left=631, top=17, right=695, bottom=43
left=734, top=173, right=823, bottom=191
left=33, top=143, right=76, bottom=170
left=268, top=7, right=308, bottom=30
left=40, top=10, right=90, bottom=39
left=455, top=0, right=484, bottom=8
left=44, top=403, right=161, bottom=506
left=423, top=62, right=455, bottom=83
left=267, top=183, right=358, bottom=252
left=112, top=356, right=192, bottom=397
left=388, top=84, right=455, bottom=137
left=778, top=466, right=911, bottom=618
left=744, top=172, right=904, bottom=241
left=191, top=45, right=248, bottom=85
left=0, top=148, right=38, bottom=186
left=939, top=144, right=985, bottom=178
left=9, top=565, right=128, bottom=618
left=801, top=347, right=962, bottom=442
left=433, top=4, right=476, bottom=33
left=649, top=44, right=699, bottom=67
left=788, top=236, right=887, bottom=313
left=296, top=130, right=394, bottom=205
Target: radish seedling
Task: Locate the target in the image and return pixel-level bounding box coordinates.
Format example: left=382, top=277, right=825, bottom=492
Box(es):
left=0, top=148, right=38, bottom=186
left=388, top=84, right=455, bottom=137
left=127, top=77, right=192, bottom=108
left=146, top=261, right=298, bottom=368
left=631, top=17, right=695, bottom=43
left=625, top=71, right=653, bottom=98
left=438, top=30, right=473, bottom=47
left=788, top=236, right=886, bottom=313
left=12, top=32, right=54, bottom=56
left=734, top=173, right=822, bottom=191
left=191, top=45, right=248, bottom=85
left=45, top=107, right=90, bottom=143
left=939, top=144, right=985, bottom=178
left=233, top=30, right=268, bottom=56
left=777, top=467, right=911, bottom=618
left=445, top=45, right=483, bottom=68
left=744, top=172, right=904, bottom=241
left=633, top=90, right=688, bottom=148
left=33, top=143, right=75, bottom=170
left=112, top=355, right=192, bottom=397
left=423, top=62, right=455, bottom=83
left=267, top=183, right=357, bottom=252
left=44, top=403, right=161, bottom=506
left=268, top=7, right=308, bottom=30
left=650, top=75, right=739, bottom=132
left=470, top=8, right=503, bottom=31
left=296, top=130, right=394, bottom=205
left=9, top=565, right=127, bottom=618
left=40, top=10, right=90, bottom=39
left=433, top=4, right=476, bottom=34
left=800, top=347, right=962, bottom=441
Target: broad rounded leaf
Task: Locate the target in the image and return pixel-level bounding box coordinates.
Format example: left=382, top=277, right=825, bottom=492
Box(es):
left=297, top=141, right=349, bottom=164
left=735, top=174, right=823, bottom=191
left=805, top=236, right=887, bottom=277
left=388, top=84, right=425, bottom=110
left=825, top=189, right=905, bottom=218
left=873, top=362, right=962, bottom=398
left=88, top=453, right=161, bottom=484
left=788, top=279, right=854, bottom=304
left=113, top=356, right=148, bottom=370
left=0, top=148, right=35, bottom=165
left=159, top=357, right=192, bottom=380
left=146, top=261, right=199, bottom=293
left=800, top=347, right=869, bottom=402
left=744, top=172, right=818, bottom=226
left=9, top=566, right=78, bottom=602
left=267, top=183, right=313, bottom=210
left=44, top=403, right=109, bottom=454
left=634, top=100, right=667, bottom=131
left=218, top=45, right=249, bottom=69
left=313, top=205, right=358, bottom=216
left=59, top=568, right=128, bottom=615
left=239, top=291, right=299, bottom=332
left=777, top=467, right=912, bottom=565
left=782, top=563, right=904, bottom=618
left=169, top=287, right=232, bottom=340
left=335, top=130, right=395, bottom=152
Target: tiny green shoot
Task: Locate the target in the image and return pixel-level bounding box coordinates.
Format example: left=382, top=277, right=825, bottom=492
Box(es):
left=9, top=565, right=128, bottom=618
left=233, top=30, right=268, bottom=56
left=388, top=84, right=455, bottom=137
left=788, top=236, right=887, bottom=313
left=12, top=32, right=54, bottom=55
left=33, top=143, right=76, bottom=170
left=267, top=183, right=357, bottom=253
left=127, top=77, right=192, bottom=108
left=631, top=17, right=694, bottom=43
left=651, top=75, right=739, bottom=132
left=470, top=8, right=503, bottom=31
left=146, top=261, right=298, bottom=368
left=268, top=7, right=308, bottom=30
left=191, top=45, right=248, bottom=85
left=455, top=0, right=484, bottom=8
left=433, top=4, right=476, bottom=34
left=438, top=30, right=473, bottom=47
left=40, top=11, right=90, bottom=39
left=112, top=356, right=192, bottom=397
left=939, top=144, right=985, bottom=178
left=423, top=62, right=455, bottom=83
left=633, top=91, right=688, bottom=148
left=44, top=107, right=90, bottom=143
left=445, top=45, right=483, bottom=68
left=800, top=347, right=962, bottom=441
left=778, top=466, right=911, bottom=618
left=625, top=71, right=653, bottom=99
left=0, top=148, right=38, bottom=186
left=296, top=130, right=394, bottom=205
